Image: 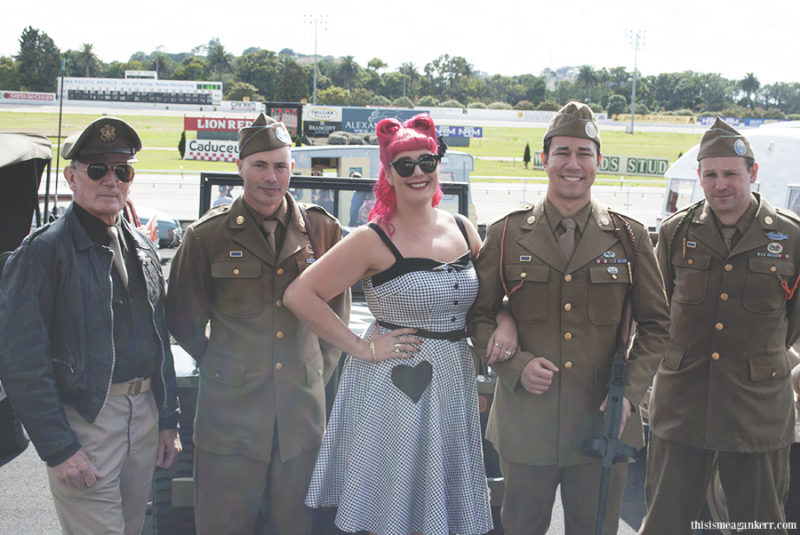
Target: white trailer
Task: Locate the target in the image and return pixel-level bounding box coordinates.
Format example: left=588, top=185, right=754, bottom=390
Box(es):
left=661, top=121, right=800, bottom=224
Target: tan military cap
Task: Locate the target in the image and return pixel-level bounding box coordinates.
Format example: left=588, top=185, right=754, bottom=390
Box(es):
left=697, top=117, right=754, bottom=161
left=543, top=101, right=601, bottom=147
left=238, top=112, right=292, bottom=159
left=62, top=117, right=141, bottom=161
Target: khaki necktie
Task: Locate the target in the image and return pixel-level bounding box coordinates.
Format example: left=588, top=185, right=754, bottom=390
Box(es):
left=558, top=217, right=577, bottom=259
left=261, top=219, right=279, bottom=256
left=720, top=226, right=737, bottom=252
left=107, top=226, right=128, bottom=287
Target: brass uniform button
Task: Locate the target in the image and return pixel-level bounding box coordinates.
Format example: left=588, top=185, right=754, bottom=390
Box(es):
left=564, top=274, right=573, bottom=282
left=564, top=361, right=573, bottom=369
left=520, top=272, right=527, bottom=278
left=564, top=332, right=572, bottom=340
left=770, top=266, right=777, bottom=273
left=712, top=352, right=720, bottom=361
left=724, top=264, right=733, bottom=272
left=687, top=259, right=694, bottom=265
left=564, top=303, right=572, bottom=311
left=276, top=268, right=285, bottom=276
left=765, top=216, right=774, bottom=225
left=317, top=369, right=323, bottom=376
left=527, top=216, right=536, bottom=224
left=720, top=293, right=728, bottom=301
left=233, top=268, right=240, bottom=276
left=276, top=330, right=284, bottom=339
left=215, top=370, right=222, bottom=378
left=236, top=216, right=245, bottom=225
left=715, top=322, right=724, bottom=331
left=275, top=362, right=283, bottom=370
left=771, top=370, right=777, bottom=377
left=275, top=299, right=283, bottom=307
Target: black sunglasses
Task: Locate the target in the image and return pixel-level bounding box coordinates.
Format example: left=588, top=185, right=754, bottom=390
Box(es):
left=76, top=162, right=134, bottom=183
left=390, top=154, right=439, bottom=178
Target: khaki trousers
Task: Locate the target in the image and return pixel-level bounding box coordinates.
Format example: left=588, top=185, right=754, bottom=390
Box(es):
left=48, top=391, right=158, bottom=535
left=499, top=457, right=627, bottom=535
left=639, top=434, right=791, bottom=535
left=194, top=440, right=317, bottom=535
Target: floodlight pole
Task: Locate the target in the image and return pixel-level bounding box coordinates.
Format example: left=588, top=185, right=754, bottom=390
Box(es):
left=628, top=30, right=644, bottom=135
left=306, top=14, right=327, bottom=105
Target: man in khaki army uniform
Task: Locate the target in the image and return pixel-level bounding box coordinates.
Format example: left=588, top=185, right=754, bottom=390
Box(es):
left=166, top=113, right=350, bottom=534
left=468, top=101, right=670, bottom=535
left=639, top=118, right=800, bottom=535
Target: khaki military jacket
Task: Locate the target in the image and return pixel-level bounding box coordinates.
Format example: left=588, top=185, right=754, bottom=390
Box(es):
left=166, top=195, right=350, bottom=462
left=468, top=198, right=670, bottom=466
left=651, top=194, right=799, bottom=452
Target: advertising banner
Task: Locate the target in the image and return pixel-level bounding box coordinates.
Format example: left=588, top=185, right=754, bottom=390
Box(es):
left=185, top=138, right=238, bottom=162
left=529, top=153, right=670, bottom=177
left=1, top=91, right=56, bottom=103
left=341, top=108, right=426, bottom=133
left=305, top=105, right=342, bottom=122
left=436, top=125, right=483, bottom=138
left=184, top=116, right=255, bottom=131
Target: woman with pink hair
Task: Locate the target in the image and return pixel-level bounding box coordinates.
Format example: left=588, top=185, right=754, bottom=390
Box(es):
left=285, top=114, right=515, bottom=534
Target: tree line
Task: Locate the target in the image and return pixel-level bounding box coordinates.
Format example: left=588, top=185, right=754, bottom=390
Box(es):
left=3, top=26, right=800, bottom=119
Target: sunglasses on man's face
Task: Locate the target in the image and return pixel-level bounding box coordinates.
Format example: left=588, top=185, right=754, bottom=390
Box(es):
left=76, top=162, right=134, bottom=183
left=390, top=154, right=439, bottom=178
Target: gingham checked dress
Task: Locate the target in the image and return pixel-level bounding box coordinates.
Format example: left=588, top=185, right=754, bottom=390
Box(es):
left=306, top=218, right=493, bottom=535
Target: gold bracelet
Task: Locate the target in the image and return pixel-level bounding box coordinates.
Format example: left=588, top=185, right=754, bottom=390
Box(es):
left=367, top=339, right=376, bottom=363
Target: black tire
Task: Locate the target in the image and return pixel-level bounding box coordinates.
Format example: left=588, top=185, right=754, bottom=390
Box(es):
left=152, top=385, right=197, bottom=534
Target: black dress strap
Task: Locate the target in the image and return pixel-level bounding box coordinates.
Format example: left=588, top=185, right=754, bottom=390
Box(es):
left=452, top=214, right=471, bottom=250
left=368, top=223, right=403, bottom=262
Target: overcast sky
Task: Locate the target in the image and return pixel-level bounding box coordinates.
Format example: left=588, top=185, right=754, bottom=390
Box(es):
left=3, top=0, right=798, bottom=85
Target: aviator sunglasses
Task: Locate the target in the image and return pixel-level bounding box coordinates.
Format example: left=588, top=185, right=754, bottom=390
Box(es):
left=75, top=162, right=134, bottom=183
left=390, top=154, right=440, bottom=178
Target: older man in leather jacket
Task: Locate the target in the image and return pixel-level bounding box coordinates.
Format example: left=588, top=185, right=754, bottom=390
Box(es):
left=0, top=117, right=180, bottom=535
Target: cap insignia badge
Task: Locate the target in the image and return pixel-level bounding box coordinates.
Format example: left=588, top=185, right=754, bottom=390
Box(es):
left=99, top=123, right=116, bottom=142
left=734, top=139, right=747, bottom=156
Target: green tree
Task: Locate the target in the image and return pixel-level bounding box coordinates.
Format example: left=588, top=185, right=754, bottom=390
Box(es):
left=207, top=41, right=233, bottom=81
left=318, top=86, right=350, bottom=105
left=172, top=57, right=210, bottom=80
left=16, top=26, right=61, bottom=91
left=0, top=56, right=20, bottom=89
left=337, top=56, right=360, bottom=90
left=417, top=95, right=437, bottom=107
left=740, top=72, right=760, bottom=110
left=235, top=49, right=279, bottom=100
left=225, top=81, right=263, bottom=101
left=398, top=62, right=419, bottom=99
left=367, top=58, right=387, bottom=72
left=392, top=96, right=413, bottom=108
left=178, top=131, right=186, bottom=159
left=523, top=142, right=531, bottom=169
left=74, top=43, right=100, bottom=77
left=276, top=60, right=308, bottom=101
left=350, top=88, right=372, bottom=106
left=369, top=95, right=391, bottom=106
left=576, top=65, right=598, bottom=102
left=607, top=94, right=628, bottom=117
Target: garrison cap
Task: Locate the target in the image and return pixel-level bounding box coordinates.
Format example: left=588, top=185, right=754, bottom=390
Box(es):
left=543, top=101, right=601, bottom=148
left=697, top=117, right=755, bottom=161
left=238, top=112, right=292, bottom=159
left=62, top=117, right=141, bottom=161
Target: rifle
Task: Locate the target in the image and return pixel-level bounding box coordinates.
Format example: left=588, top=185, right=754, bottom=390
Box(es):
left=581, top=212, right=638, bottom=535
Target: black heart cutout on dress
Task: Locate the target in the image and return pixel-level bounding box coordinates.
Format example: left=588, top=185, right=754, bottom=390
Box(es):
left=391, top=360, right=433, bottom=403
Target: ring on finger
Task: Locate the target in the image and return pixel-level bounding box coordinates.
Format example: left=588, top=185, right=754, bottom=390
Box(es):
left=505, top=350, right=512, bottom=356
left=494, top=342, right=502, bottom=347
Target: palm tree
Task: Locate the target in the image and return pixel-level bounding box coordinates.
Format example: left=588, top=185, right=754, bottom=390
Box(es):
left=740, top=72, right=760, bottom=109
left=75, top=43, right=99, bottom=77
left=576, top=65, right=598, bottom=103
left=338, top=56, right=359, bottom=91
left=207, top=42, right=233, bottom=82
left=398, top=62, right=419, bottom=98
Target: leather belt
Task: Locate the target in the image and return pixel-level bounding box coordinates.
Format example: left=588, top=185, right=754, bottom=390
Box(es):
left=377, top=321, right=467, bottom=342
left=108, top=377, right=151, bottom=396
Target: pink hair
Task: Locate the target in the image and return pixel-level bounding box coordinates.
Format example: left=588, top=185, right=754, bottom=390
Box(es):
left=369, top=114, right=443, bottom=232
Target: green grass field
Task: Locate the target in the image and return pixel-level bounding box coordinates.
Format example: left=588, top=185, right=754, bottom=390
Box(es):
left=0, top=111, right=697, bottom=180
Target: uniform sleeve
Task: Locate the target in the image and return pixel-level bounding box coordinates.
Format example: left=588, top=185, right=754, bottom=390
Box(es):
left=0, top=243, right=80, bottom=463
left=627, top=223, right=671, bottom=406
left=656, top=222, right=675, bottom=301
left=785, top=234, right=800, bottom=348
left=468, top=221, right=534, bottom=390
left=166, top=226, right=213, bottom=362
